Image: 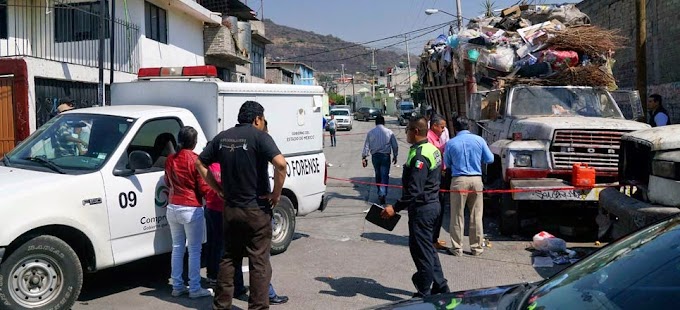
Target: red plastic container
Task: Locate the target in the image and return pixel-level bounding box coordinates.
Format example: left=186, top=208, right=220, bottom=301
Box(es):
left=572, top=163, right=596, bottom=187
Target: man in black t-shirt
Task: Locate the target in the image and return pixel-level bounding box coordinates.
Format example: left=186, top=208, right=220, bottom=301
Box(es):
left=196, top=101, right=288, bottom=310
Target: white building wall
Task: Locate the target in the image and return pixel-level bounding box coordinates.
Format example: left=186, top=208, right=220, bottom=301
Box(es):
left=1, top=0, right=215, bottom=132
left=139, top=0, right=206, bottom=67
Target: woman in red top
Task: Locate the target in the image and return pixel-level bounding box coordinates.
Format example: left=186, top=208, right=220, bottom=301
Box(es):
left=164, top=126, right=212, bottom=299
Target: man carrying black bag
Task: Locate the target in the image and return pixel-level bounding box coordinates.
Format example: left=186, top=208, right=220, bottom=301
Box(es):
left=381, top=116, right=449, bottom=297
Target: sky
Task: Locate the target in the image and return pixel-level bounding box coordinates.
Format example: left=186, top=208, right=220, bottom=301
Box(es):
left=256, top=0, right=527, bottom=55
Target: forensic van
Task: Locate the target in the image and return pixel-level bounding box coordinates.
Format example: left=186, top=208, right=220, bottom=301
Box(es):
left=0, top=65, right=327, bottom=309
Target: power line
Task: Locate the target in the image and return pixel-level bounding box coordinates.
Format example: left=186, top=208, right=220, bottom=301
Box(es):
left=281, top=22, right=451, bottom=61
left=303, top=24, right=448, bottom=64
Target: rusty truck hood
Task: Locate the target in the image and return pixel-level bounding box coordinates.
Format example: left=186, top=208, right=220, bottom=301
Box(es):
left=621, top=125, right=680, bottom=151
left=510, top=117, right=650, bottom=140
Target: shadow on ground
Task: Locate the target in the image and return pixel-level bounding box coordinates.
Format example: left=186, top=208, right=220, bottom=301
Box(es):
left=360, top=232, right=409, bottom=247
left=315, top=276, right=413, bottom=302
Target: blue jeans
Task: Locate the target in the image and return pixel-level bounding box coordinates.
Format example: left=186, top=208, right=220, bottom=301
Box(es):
left=167, top=204, right=205, bottom=292
left=372, top=153, right=391, bottom=198
left=205, top=208, right=245, bottom=292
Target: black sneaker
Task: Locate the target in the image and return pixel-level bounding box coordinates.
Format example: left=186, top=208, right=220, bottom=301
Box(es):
left=269, top=295, right=289, bottom=305
left=379, top=196, right=386, bottom=205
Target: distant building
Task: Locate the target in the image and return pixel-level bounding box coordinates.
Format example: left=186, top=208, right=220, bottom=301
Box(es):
left=200, top=0, right=272, bottom=83
left=267, top=61, right=317, bottom=85
left=0, top=0, right=220, bottom=155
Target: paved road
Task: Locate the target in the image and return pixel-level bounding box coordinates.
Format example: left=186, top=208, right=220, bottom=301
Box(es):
left=73, top=117, right=598, bottom=310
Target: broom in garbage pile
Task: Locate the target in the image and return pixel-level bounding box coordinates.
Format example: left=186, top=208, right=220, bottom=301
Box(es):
left=546, top=25, right=628, bottom=58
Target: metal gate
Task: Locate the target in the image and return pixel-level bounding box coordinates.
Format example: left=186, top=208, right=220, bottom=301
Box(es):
left=34, top=78, right=110, bottom=128
left=0, top=76, right=14, bottom=157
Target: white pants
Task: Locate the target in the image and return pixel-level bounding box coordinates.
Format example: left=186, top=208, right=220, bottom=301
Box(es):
left=166, top=204, right=205, bottom=292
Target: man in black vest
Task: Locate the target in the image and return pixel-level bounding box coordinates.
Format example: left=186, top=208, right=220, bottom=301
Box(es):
left=647, top=94, right=670, bottom=127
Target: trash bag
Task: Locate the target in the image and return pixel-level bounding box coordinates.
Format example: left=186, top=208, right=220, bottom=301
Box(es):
left=533, top=231, right=567, bottom=252
left=536, top=49, right=579, bottom=71
left=523, top=4, right=590, bottom=27
left=479, top=46, right=516, bottom=72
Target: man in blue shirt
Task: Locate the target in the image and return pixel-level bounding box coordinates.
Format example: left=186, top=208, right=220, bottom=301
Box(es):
left=443, top=116, right=494, bottom=256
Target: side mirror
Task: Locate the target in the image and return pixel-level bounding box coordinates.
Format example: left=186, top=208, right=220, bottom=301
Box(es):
left=113, top=151, right=153, bottom=177
left=129, top=150, right=153, bottom=170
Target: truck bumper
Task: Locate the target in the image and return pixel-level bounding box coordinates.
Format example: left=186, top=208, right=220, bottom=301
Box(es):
left=0, top=247, right=5, bottom=264
left=598, top=187, right=680, bottom=239
left=318, top=195, right=329, bottom=212
left=510, top=178, right=614, bottom=201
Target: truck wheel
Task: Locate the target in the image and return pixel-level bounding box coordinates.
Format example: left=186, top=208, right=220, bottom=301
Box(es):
left=0, top=236, right=83, bottom=310
left=271, top=197, right=296, bottom=255
left=499, top=193, right=520, bottom=236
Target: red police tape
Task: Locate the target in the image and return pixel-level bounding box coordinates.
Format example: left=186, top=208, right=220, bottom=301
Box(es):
left=326, top=176, right=618, bottom=194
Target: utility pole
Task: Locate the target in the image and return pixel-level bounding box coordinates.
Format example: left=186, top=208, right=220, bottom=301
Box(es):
left=371, top=48, right=376, bottom=107
left=636, top=0, right=647, bottom=117
left=405, top=35, right=412, bottom=96
left=341, top=64, right=347, bottom=105
left=98, top=0, right=106, bottom=106
left=351, top=75, right=356, bottom=111
left=455, top=0, right=463, bottom=31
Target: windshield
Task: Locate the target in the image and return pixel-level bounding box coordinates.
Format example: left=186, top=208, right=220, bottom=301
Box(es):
left=510, top=87, right=623, bottom=118
left=330, top=110, right=349, bottom=116
left=400, top=103, right=414, bottom=110
left=524, top=216, right=680, bottom=310
left=5, top=114, right=132, bottom=174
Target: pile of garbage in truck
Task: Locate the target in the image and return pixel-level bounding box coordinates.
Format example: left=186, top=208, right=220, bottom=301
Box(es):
left=420, top=4, right=627, bottom=91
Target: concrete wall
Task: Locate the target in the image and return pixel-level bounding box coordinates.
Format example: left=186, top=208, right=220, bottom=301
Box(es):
left=578, top=0, right=680, bottom=123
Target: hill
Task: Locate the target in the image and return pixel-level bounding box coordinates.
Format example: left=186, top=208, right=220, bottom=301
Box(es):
left=264, top=19, right=417, bottom=74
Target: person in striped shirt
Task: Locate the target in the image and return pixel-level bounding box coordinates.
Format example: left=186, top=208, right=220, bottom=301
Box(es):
left=361, top=115, right=398, bottom=205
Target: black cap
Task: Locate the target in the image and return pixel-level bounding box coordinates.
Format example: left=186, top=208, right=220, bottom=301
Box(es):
left=59, top=97, right=74, bottom=105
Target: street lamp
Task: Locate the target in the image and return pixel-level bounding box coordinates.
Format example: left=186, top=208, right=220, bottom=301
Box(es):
left=425, top=7, right=463, bottom=31
left=424, top=8, right=455, bottom=17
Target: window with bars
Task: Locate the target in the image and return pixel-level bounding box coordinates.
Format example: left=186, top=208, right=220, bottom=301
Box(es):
left=0, top=0, right=7, bottom=39
left=145, top=1, right=167, bottom=44
left=55, top=1, right=110, bottom=43
left=251, top=42, right=265, bottom=78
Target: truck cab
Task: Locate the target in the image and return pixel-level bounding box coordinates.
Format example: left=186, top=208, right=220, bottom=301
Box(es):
left=598, top=125, right=680, bottom=239
left=468, top=85, right=650, bottom=234
left=397, top=101, right=416, bottom=126
left=0, top=66, right=328, bottom=310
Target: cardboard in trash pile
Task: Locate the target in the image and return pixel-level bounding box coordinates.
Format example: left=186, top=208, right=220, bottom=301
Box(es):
left=365, top=204, right=401, bottom=231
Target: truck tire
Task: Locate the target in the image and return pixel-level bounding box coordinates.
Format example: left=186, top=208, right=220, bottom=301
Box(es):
left=0, top=236, right=83, bottom=310
left=271, top=197, right=296, bottom=255
left=499, top=193, right=520, bottom=236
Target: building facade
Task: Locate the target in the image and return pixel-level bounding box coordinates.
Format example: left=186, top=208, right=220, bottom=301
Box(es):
left=200, top=0, right=271, bottom=83
left=267, top=61, right=317, bottom=85
left=578, top=0, right=680, bottom=123
left=0, top=0, right=219, bottom=155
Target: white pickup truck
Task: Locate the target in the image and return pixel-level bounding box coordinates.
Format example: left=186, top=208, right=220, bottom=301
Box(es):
left=0, top=66, right=328, bottom=309
left=469, top=85, right=650, bottom=235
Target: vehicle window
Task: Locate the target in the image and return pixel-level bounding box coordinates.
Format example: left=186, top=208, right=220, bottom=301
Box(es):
left=330, top=110, right=350, bottom=116
left=6, top=114, right=132, bottom=174
left=116, top=118, right=182, bottom=173
left=524, top=216, right=680, bottom=310
left=510, top=87, right=623, bottom=119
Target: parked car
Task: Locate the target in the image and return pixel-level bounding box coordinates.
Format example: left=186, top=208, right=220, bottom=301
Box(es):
left=355, top=107, right=382, bottom=121
left=370, top=212, right=680, bottom=309
left=330, top=108, right=353, bottom=131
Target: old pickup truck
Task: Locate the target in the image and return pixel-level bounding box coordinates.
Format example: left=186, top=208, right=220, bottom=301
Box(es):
left=598, top=125, right=680, bottom=239
left=468, top=85, right=650, bottom=235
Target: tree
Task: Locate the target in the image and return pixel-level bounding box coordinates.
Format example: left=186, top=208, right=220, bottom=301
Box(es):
left=410, top=81, right=425, bottom=105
